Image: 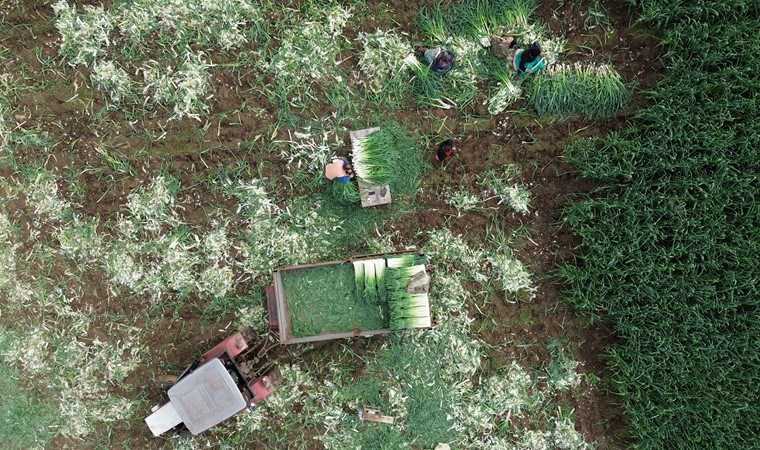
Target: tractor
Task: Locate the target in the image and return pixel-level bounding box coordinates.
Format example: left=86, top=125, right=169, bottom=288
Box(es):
left=146, top=250, right=429, bottom=436
left=145, top=332, right=275, bottom=436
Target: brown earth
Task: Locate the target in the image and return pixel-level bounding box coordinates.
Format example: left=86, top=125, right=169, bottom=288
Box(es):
left=0, top=0, right=663, bottom=448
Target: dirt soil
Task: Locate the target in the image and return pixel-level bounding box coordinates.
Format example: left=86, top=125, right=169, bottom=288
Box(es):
left=0, top=0, right=663, bottom=448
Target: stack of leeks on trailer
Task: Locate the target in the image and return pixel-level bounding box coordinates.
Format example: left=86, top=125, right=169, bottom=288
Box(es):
left=352, top=254, right=430, bottom=330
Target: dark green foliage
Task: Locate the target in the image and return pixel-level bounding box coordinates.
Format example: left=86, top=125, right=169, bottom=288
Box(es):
left=404, top=381, right=454, bottom=445
left=326, top=179, right=360, bottom=205
left=324, top=373, right=426, bottom=448
left=358, top=125, right=427, bottom=198
left=313, top=192, right=388, bottom=252
left=352, top=418, right=411, bottom=449
left=560, top=0, right=760, bottom=447
left=375, top=333, right=457, bottom=446
left=280, top=263, right=386, bottom=337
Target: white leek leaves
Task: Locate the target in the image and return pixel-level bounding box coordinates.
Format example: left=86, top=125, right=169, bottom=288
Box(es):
left=353, top=260, right=365, bottom=302
left=363, top=260, right=377, bottom=304
left=374, top=259, right=386, bottom=302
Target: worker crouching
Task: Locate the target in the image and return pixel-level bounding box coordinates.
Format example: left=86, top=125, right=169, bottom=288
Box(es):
left=325, top=157, right=355, bottom=182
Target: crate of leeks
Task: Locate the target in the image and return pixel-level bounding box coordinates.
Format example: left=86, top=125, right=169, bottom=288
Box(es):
left=266, top=250, right=431, bottom=344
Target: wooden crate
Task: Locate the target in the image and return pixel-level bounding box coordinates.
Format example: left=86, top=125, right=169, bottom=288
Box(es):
left=265, top=250, right=427, bottom=344
left=357, top=180, right=391, bottom=207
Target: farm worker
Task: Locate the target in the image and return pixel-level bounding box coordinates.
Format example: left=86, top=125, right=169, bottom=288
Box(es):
left=490, top=35, right=518, bottom=60
left=423, top=47, right=455, bottom=74
left=514, top=42, right=546, bottom=76
left=325, top=158, right=354, bottom=183
left=435, top=139, right=456, bottom=162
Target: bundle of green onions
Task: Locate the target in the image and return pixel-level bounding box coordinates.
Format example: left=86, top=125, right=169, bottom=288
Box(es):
left=353, top=258, right=385, bottom=304
left=352, top=261, right=365, bottom=302
left=385, top=254, right=431, bottom=330
left=374, top=259, right=387, bottom=301
left=389, top=292, right=431, bottom=329
left=386, top=264, right=426, bottom=294
left=386, top=254, right=428, bottom=294
left=349, top=124, right=425, bottom=197
left=327, top=179, right=360, bottom=205
left=363, top=260, right=377, bottom=304
left=351, top=130, right=395, bottom=184
left=352, top=253, right=431, bottom=329
left=527, top=62, right=631, bottom=119
left=386, top=254, right=427, bottom=268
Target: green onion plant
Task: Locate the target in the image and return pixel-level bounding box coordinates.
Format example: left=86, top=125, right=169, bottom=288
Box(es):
left=362, top=259, right=378, bottom=304
left=527, top=62, right=631, bottom=119
left=352, top=260, right=365, bottom=302
left=327, top=180, right=360, bottom=205
left=350, top=125, right=425, bottom=197
left=559, top=0, right=759, bottom=446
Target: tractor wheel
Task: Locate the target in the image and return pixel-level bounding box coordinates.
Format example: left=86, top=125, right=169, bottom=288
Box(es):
left=154, top=375, right=178, bottom=391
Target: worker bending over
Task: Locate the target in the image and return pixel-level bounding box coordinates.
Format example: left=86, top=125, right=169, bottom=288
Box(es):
left=514, top=42, right=546, bottom=76
left=325, top=158, right=355, bottom=183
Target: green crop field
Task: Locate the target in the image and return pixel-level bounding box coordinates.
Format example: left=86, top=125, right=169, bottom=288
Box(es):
left=559, top=0, right=759, bottom=447
left=0, top=0, right=754, bottom=449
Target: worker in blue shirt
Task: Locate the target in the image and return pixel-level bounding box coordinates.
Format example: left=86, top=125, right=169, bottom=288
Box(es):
left=325, top=158, right=355, bottom=183
left=514, top=42, right=546, bottom=76
left=423, top=47, right=455, bottom=74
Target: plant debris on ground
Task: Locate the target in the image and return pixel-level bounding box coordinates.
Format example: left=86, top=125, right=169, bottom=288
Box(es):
left=0, top=0, right=706, bottom=448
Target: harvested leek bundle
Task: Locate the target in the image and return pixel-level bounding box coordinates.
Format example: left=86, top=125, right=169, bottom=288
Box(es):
left=363, top=260, right=378, bottom=304
left=327, top=179, right=360, bottom=205
left=391, top=316, right=432, bottom=329
left=390, top=292, right=429, bottom=308
left=350, top=126, right=425, bottom=198
left=351, top=130, right=395, bottom=184
left=353, top=260, right=365, bottom=302
left=330, top=129, right=424, bottom=206
left=386, top=264, right=426, bottom=292
left=386, top=254, right=427, bottom=268
left=388, top=293, right=431, bottom=330
left=374, top=259, right=387, bottom=302
left=385, top=254, right=431, bottom=330
left=352, top=258, right=388, bottom=304
left=389, top=296, right=429, bottom=317
left=527, top=62, right=631, bottom=119
left=352, top=253, right=430, bottom=328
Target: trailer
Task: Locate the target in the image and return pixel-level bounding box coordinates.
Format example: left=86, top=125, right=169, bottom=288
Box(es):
left=266, top=250, right=430, bottom=344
